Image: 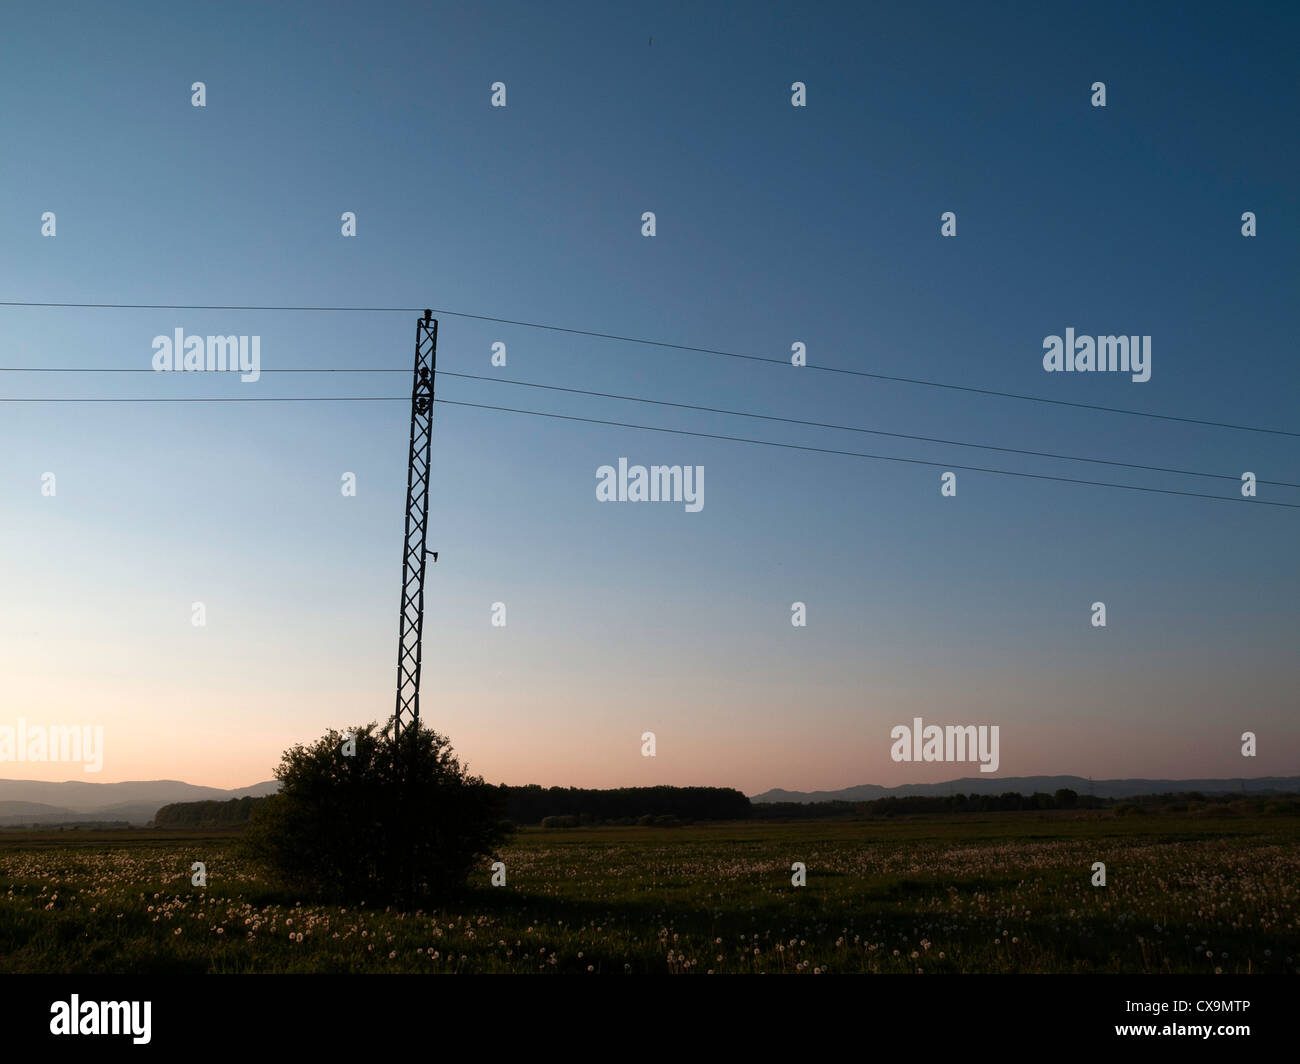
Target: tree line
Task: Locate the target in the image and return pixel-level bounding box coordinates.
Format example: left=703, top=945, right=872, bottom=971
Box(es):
left=757, top=789, right=1300, bottom=818
left=154, top=784, right=753, bottom=828
left=759, top=789, right=1098, bottom=818
left=153, top=785, right=1300, bottom=828
left=153, top=795, right=262, bottom=828
left=499, top=785, right=751, bottom=824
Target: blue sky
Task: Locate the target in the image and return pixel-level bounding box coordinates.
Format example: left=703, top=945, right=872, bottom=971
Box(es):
left=0, top=0, right=1296, bottom=790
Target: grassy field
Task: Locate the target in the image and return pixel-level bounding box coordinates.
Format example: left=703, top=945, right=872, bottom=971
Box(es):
left=1, top=812, right=1296, bottom=974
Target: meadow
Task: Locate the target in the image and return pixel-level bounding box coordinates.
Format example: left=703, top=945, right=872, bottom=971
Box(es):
left=1, top=812, right=1295, bottom=974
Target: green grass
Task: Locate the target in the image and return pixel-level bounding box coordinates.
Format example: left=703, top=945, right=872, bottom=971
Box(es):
left=1, top=812, right=1296, bottom=973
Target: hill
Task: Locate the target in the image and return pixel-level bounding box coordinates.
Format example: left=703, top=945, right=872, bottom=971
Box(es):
left=750, top=775, right=1300, bottom=803
left=0, top=779, right=280, bottom=826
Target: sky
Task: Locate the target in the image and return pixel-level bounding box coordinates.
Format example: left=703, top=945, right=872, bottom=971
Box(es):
left=0, top=1, right=1296, bottom=793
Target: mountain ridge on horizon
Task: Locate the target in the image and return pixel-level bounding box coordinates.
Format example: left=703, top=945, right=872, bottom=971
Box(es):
left=750, top=775, right=1300, bottom=803
left=2, top=774, right=1298, bottom=826
left=0, top=778, right=280, bottom=826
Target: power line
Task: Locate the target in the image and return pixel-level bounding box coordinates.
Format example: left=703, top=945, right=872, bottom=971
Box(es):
left=5, top=366, right=1291, bottom=486
left=6, top=361, right=1298, bottom=487
left=0, top=367, right=403, bottom=373
left=436, top=371, right=1300, bottom=489
left=2, top=299, right=1294, bottom=438
left=0, top=389, right=1291, bottom=506
left=0, top=302, right=418, bottom=312
left=435, top=399, right=1300, bottom=509
left=0, top=395, right=401, bottom=402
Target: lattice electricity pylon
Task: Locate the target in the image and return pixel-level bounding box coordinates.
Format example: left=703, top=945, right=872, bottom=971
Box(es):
left=393, top=310, right=438, bottom=740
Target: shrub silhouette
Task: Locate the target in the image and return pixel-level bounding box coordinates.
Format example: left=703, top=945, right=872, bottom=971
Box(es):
left=244, top=721, right=511, bottom=903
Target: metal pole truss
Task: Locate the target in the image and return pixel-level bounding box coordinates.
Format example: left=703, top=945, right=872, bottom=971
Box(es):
left=393, top=311, right=437, bottom=739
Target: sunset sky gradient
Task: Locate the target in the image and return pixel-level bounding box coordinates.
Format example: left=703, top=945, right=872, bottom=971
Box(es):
left=1, top=1, right=1296, bottom=792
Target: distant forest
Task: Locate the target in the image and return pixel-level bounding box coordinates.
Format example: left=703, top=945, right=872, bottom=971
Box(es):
left=154, top=794, right=263, bottom=828
left=150, top=785, right=1300, bottom=829
left=152, top=785, right=752, bottom=828
left=758, top=790, right=1300, bottom=818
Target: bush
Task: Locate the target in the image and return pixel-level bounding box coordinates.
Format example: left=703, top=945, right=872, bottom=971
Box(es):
left=243, top=721, right=511, bottom=904
left=540, top=815, right=578, bottom=829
